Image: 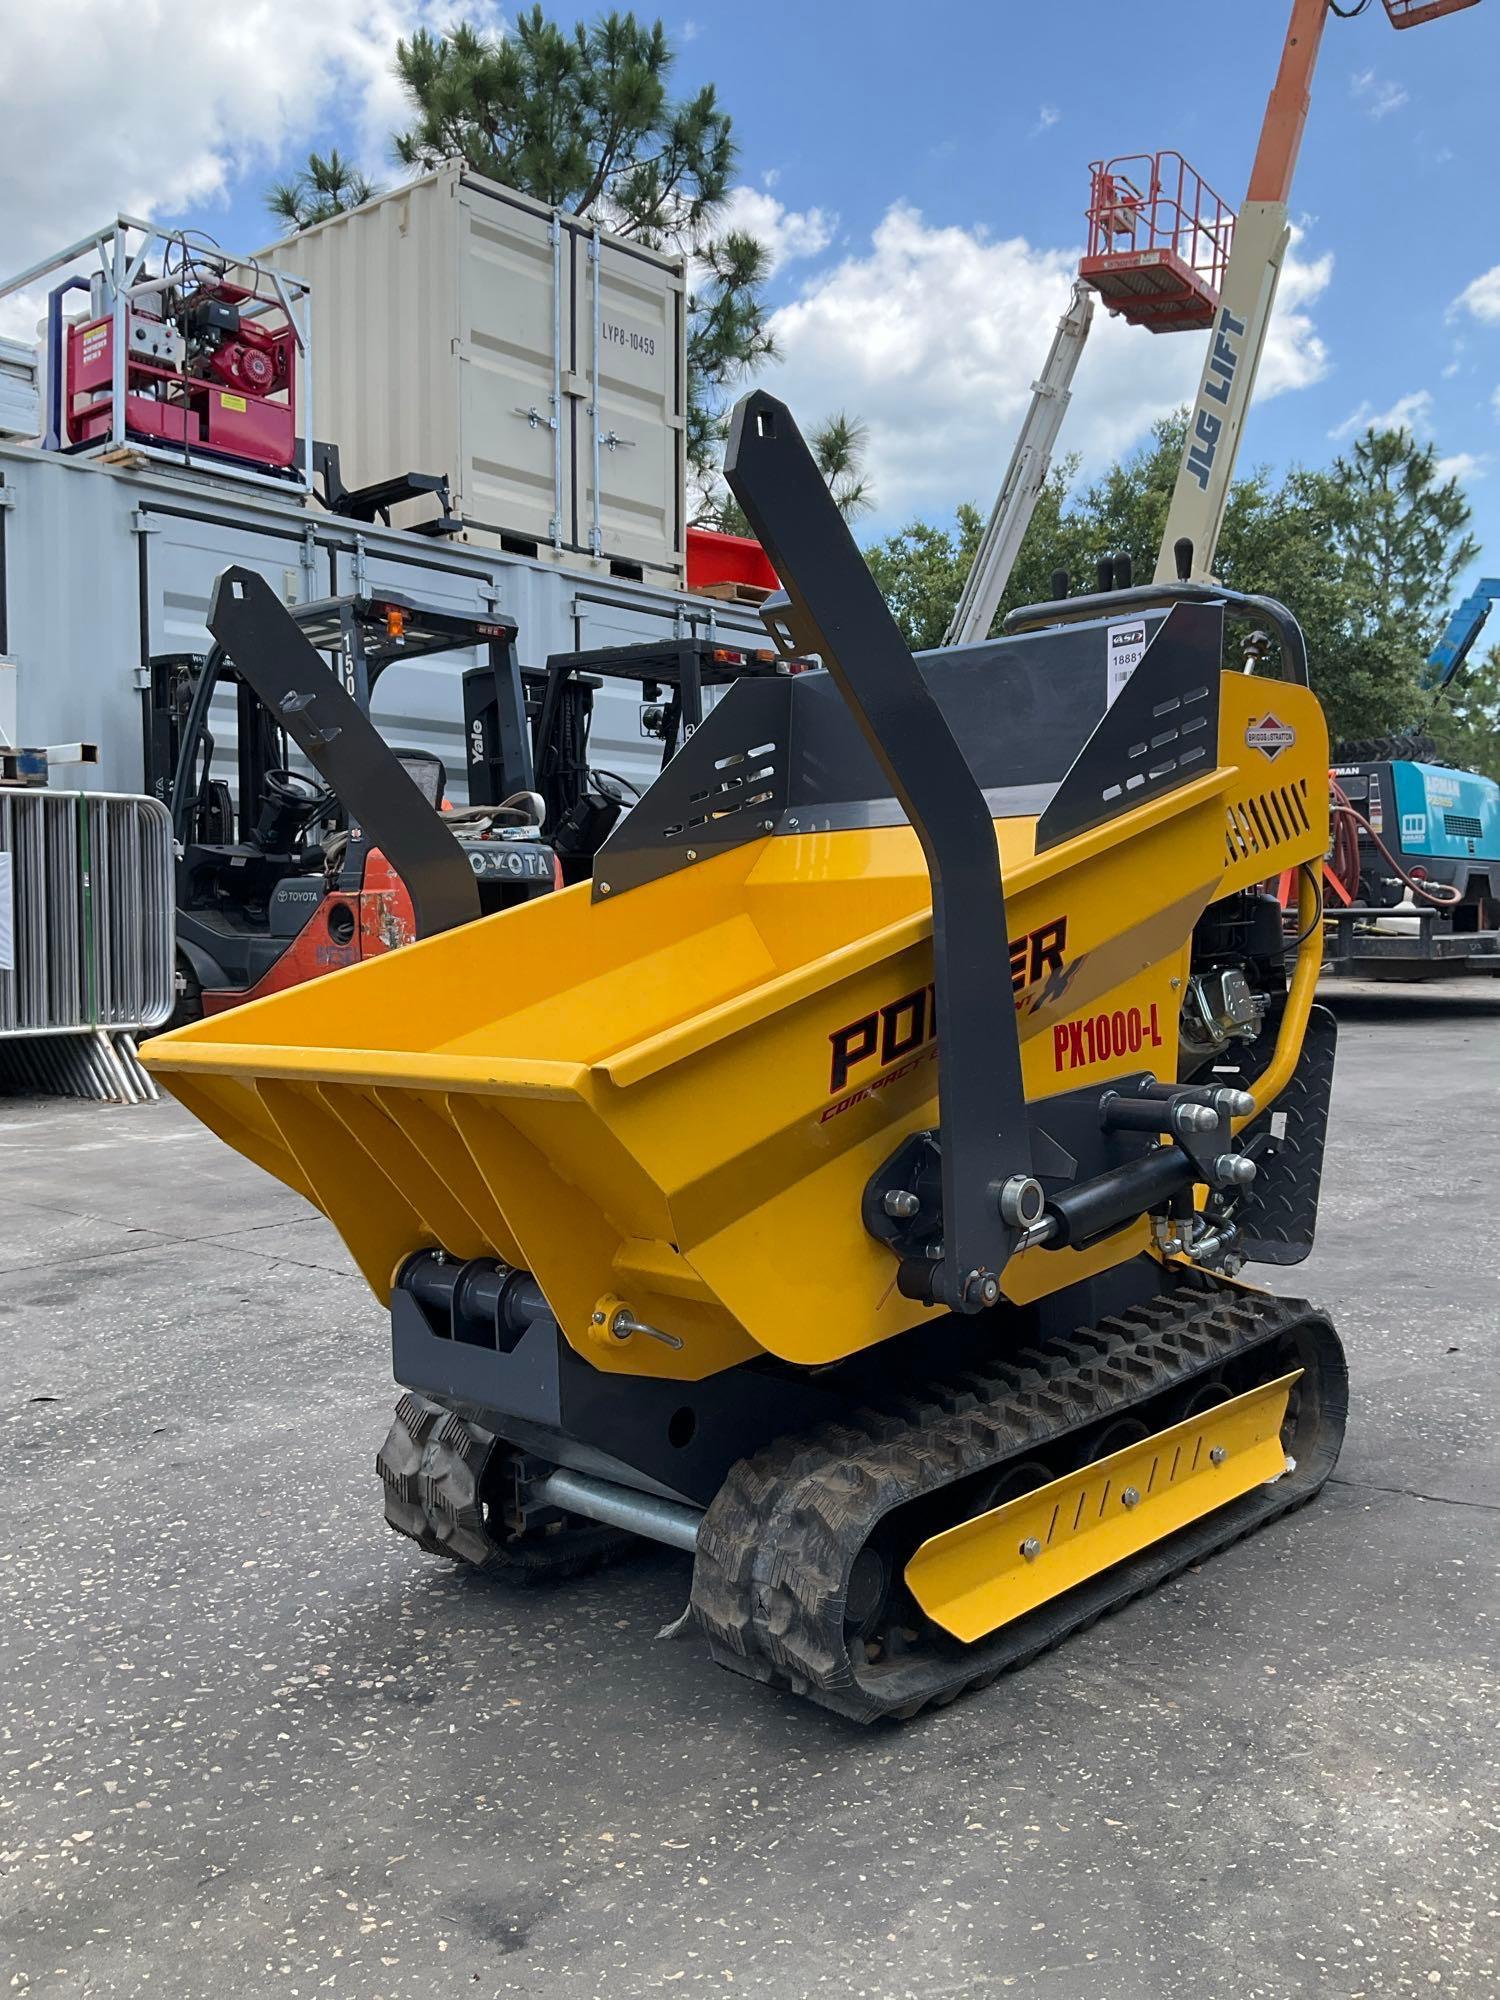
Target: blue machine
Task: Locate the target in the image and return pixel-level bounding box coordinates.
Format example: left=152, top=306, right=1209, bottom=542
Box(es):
left=1401, top=577, right=1500, bottom=893
left=1323, top=579, right=1500, bottom=974
left=1390, top=760, right=1499, bottom=878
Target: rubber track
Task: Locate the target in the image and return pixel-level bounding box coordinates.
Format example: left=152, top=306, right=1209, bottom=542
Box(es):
left=692, top=1278, right=1346, bottom=1722
left=377, top=1390, right=631, bottom=1581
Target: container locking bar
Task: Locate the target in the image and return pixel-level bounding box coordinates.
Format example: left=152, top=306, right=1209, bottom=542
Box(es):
left=723, top=390, right=1031, bottom=1309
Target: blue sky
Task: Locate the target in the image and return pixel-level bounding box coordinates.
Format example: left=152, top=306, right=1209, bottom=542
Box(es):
left=2, top=0, right=1497, bottom=589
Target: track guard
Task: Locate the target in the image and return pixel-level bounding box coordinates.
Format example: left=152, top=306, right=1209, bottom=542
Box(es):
left=1211, top=1002, right=1337, bottom=1265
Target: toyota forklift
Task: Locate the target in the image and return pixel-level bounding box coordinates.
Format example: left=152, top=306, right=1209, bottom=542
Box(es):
left=144, top=589, right=553, bottom=1019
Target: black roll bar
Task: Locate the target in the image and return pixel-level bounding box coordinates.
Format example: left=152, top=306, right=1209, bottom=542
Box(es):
left=724, top=390, right=1030, bottom=1311
left=1004, top=580, right=1310, bottom=687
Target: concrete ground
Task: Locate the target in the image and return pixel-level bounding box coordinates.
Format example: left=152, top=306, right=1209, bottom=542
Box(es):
left=1, top=980, right=1496, bottom=2000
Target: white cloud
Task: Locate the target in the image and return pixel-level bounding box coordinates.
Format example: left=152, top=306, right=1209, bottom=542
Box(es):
left=1034, top=104, right=1060, bottom=134
left=1327, top=393, right=1481, bottom=478
left=1453, top=265, right=1500, bottom=324
left=1351, top=68, right=1410, bottom=118
left=1260, top=230, right=1333, bottom=398
left=0, top=0, right=493, bottom=320
left=712, top=186, right=835, bottom=276
left=759, top=203, right=1332, bottom=521
left=681, top=18, right=702, bottom=41
left=1330, top=389, right=1434, bottom=440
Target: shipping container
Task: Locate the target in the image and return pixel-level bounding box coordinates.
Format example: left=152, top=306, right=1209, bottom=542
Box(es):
left=257, top=166, right=688, bottom=584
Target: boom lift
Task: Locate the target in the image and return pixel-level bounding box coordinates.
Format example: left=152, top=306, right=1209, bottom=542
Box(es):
left=950, top=0, right=1480, bottom=640
left=1425, top=577, right=1500, bottom=687
left=943, top=283, right=1095, bottom=647
left=145, top=392, right=1351, bottom=1720
left=1154, top=0, right=1482, bottom=584
left=944, top=154, right=1231, bottom=646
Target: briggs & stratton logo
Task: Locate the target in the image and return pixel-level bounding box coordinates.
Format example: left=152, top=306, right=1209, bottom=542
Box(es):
left=1246, top=713, right=1296, bottom=762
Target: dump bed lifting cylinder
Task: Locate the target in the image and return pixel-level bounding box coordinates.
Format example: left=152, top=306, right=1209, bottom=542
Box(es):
left=723, top=391, right=1031, bottom=1309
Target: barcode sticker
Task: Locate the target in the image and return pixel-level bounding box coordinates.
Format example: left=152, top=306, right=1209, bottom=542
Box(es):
left=1106, top=619, right=1148, bottom=708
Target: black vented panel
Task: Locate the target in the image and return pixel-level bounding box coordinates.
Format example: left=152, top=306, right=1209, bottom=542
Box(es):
left=666, top=740, right=781, bottom=841
left=1035, top=601, right=1224, bottom=852
left=591, top=675, right=793, bottom=898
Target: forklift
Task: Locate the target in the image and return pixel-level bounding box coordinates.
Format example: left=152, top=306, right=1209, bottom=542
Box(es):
left=465, top=633, right=804, bottom=884
left=144, top=587, right=553, bottom=1020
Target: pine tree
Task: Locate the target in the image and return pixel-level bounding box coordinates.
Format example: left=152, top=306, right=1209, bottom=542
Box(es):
left=704, top=409, right=876, bottom=534
left=267, top=150, right=378, bottom=232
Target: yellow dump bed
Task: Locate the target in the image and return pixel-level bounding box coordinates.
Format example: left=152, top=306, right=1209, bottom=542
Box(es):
left=144, top=662, right=1325, bottom=1378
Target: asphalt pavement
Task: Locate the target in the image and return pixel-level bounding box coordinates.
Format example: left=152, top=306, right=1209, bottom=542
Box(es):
left=1, top=978, right=1496, bottom=1999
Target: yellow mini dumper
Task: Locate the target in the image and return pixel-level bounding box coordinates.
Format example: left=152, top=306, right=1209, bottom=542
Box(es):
left=145, top=392, right=1346, bottom=1721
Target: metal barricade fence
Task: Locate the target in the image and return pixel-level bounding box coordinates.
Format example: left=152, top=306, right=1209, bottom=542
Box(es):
left=0, top=788, right=174, bottom=1100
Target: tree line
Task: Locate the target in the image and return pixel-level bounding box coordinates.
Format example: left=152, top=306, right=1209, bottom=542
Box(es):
left=868, top=418, right=1495, bottom=764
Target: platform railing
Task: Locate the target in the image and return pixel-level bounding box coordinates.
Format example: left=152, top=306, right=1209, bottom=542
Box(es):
left=1086, top=151, right=1236, bottom=296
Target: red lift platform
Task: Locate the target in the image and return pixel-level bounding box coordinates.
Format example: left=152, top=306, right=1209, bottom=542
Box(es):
left=1080, top=151, right=1235, bottom=334
left=1383, top=0, right=1480, bottom=25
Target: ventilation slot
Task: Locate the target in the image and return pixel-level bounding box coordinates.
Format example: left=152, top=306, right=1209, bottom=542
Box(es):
left=663, top=740, right=780, bottom=840
left=1098, top=683, right=1212, bottom=807
left=1223, top=776, right=1312, bottom=868
left=1444, top=811, right=1483, bottom=840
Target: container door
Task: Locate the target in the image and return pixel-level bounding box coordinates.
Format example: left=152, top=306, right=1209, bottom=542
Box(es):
left=576, top=231, right=685, bottom=579
left=455, top=184, right=568, bottom=554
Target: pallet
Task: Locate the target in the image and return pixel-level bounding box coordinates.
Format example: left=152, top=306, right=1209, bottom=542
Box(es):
left=697, top=579, right=774, bottom=605
left=96, top=445, right=152, bottom=469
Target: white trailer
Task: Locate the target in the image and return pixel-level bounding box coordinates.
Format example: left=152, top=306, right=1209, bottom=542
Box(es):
left=0, top=440, right=765, bottom=803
